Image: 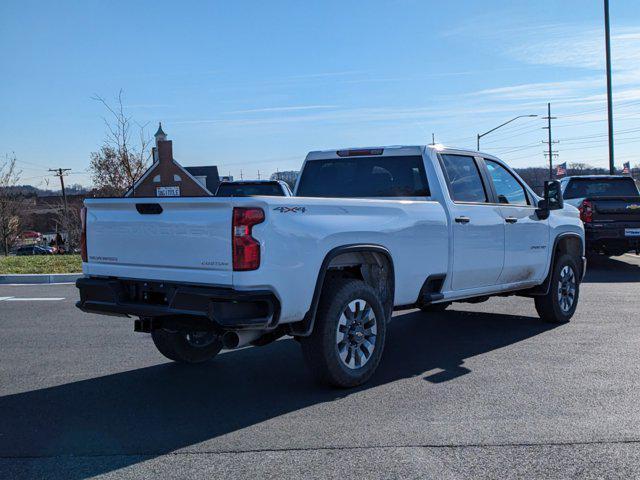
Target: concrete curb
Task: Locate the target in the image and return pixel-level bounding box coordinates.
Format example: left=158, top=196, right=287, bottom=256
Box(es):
left=0, top=273, right=83, bottom=284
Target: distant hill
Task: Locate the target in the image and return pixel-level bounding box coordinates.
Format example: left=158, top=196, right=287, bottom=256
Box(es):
left=7, top=183, right=91, bottom=197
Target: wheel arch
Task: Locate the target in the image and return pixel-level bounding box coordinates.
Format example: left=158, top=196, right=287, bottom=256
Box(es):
left=527, top=233, right=585, bottom=296
left=288, top=244, right=395, bottom=336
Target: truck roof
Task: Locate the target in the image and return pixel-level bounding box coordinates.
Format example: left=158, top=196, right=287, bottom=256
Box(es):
left=305, top=144, right=484, bottom=161
left=561, top=175, right=632, bottom=180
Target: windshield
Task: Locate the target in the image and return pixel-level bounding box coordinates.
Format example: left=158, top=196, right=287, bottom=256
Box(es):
left=563, top=178, right=639, bottom=199
left=215, top=183, right=284, bottom=197
left=296, top=155, right=429, bottom=198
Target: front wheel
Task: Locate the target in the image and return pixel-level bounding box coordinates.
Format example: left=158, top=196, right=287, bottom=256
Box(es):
left=151, top=328, right=223, bottom=363
left=300, top=279, right=387, bottom=388
left=535, top=254, right=580, bottom=323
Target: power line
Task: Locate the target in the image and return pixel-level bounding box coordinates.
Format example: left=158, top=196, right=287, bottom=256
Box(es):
left=556, top=136, right=640, bottom=152
left=555, top=112, right=640, bottom=128
left=557, top=98, right=640, bottom=119
left=558, top=126, right=640, bottom=142
left=438, top=113, right=540, bottom=145
left=501, top=152, right=544, bottom=162
left=478, top=125, right=543, bottom=146
left=559, top=134, right=640, bottom=147
left=491, top=143, right=541, bottom=155
left=482, top=121, right=633, bottom=153
left=15, top=159, right=50, bottom=169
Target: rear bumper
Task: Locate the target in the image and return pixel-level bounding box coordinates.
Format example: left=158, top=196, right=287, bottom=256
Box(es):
left=585, top=223, right=640, bottom=253
left=75, top=277, right=280, bottom=329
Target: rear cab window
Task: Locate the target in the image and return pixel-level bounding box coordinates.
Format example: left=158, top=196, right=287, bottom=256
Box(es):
left=563, top=178, right=639, bottom=199
left=215, top=182, right=284, bottom=197
left=296, top=155, right=430, bottom=198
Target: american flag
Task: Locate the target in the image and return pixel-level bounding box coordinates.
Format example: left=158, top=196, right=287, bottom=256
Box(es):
left=622, top=161, right=631, bottom=174
left=556, top=162, right=567, bottom=176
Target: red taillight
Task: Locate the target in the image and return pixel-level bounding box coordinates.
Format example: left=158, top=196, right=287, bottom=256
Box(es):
left=336, top=148, right=384, bottom=157
left=232, top=207, right=264, bottom=271
left=80, top=206, right=88, bottom=262
left=579, top=199, right=593, bottom=223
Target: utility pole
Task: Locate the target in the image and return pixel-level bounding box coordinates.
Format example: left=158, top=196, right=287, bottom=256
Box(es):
left=49, top=168, right=71, bottom=214
left=542, top=103, right=558, bottom=179
left=49, top=168, right=71, bottom=249
left=604, top=0, right=615, bottom=174
left=431, top=133, right=435, bottom=145
left=240, top=169, right=243, bottom=180
left=257, top=170, right=261, bottom=180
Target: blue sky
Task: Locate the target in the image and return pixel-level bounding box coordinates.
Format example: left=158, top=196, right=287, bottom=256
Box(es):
left=1, top=0, right=640, bottom=187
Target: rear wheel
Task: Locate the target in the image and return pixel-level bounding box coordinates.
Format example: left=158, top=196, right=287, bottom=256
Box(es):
left=151, top=328, right=223, bottom=363
left=535, top=253, right=580, bottom=323
left=300, top=279, right=387, bottom=388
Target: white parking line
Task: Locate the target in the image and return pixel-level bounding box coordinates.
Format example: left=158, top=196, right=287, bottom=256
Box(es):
left=0, top=297, right=65, bottom=302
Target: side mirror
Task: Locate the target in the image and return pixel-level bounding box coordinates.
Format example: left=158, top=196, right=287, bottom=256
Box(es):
left=545, top=180, right=564, bottom=210
left=536, top=180, right=563, bottom=220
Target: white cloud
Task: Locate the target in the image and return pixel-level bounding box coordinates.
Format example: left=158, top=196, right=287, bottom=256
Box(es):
left=505, top=25, right=640, bottom=75
left=224, top=105, right=339, bottom=115
left=459, top=23, right=640, bottom=109
left=468, top=78, right=604, bottom=101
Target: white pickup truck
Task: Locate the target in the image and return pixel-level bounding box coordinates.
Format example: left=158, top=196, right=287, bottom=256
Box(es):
left=77, top=145, right=585, bottom=387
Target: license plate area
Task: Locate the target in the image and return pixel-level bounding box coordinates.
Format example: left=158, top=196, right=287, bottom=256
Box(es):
left=124, top=281, right=174, bottom=306
left=625, top=228, right=640, bottom=237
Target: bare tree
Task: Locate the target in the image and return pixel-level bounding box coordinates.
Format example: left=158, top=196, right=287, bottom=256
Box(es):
left=0, top=154, right=22, bottom=255
left=51, top=202, right=82, bottom=252
left=89, top=90, right=152, bottom=196
left=568, top=162, right=593, bottom=172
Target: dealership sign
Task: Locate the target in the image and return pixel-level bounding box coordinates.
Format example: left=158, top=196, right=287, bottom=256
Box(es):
left=156, top=186, right=180, bottom=197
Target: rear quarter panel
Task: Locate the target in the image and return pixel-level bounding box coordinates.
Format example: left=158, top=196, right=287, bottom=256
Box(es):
left=231, top=196, right=448, bottom=323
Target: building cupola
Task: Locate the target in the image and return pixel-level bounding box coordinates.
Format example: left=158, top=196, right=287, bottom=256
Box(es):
left=154, top=122, right=167, bottom=146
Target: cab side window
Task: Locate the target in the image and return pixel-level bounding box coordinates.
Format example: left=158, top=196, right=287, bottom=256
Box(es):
left=485, top=160, right=529, bottom=205
left=440, top=154, right=487, bottom=203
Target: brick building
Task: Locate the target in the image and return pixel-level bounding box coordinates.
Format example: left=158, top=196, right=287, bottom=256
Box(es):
left=19, top=194, right=86, bottom=234
left=126, top=124, right=220, bottom=197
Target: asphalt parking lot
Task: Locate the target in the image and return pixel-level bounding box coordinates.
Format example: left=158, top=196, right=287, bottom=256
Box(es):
left=1, top=254, right=639, bottom=479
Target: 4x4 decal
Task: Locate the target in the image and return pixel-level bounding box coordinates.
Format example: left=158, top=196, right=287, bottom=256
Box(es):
left=273, top=206, right=306, bottom=213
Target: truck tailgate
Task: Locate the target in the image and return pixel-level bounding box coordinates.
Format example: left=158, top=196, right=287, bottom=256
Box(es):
left=590, top=196, right=640, bottom=222
left=84, top=198, right=233, bottom=285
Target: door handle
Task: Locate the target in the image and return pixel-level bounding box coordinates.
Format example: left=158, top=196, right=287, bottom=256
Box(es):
left=455, top=216, right=470, bottom=224
left=505, top=217, right=518, bottom=224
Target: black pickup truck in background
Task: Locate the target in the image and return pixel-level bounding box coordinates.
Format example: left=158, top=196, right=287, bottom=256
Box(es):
left=561, top=175, right=640, bottom=256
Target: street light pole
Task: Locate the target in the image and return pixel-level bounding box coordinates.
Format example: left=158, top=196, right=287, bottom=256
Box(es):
left=477, top=115, right=538, bottom=151
left=604, top=0, right=615, bottom=174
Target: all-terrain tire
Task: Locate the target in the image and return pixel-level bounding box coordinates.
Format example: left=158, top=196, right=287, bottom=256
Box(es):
left=535, top=253, right=580, bottom=324
left=151, top=328, right=223, bottom=363
left=300, top=279, right=387, bottom=388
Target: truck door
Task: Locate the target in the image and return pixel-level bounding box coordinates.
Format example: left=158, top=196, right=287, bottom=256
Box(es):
left=439, top=154, right=505, bottom=290
left=483, top=159, right=549, bottom=284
